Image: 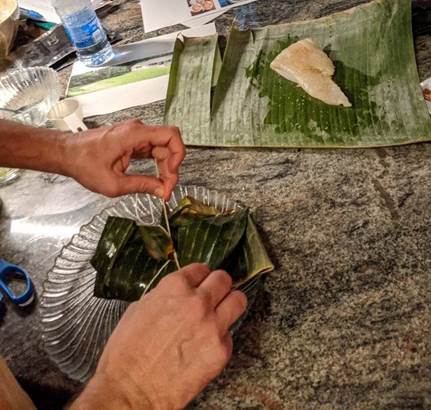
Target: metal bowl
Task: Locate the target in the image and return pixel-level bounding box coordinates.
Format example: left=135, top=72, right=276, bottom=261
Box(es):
left=0, top=0, right=18, bottom=59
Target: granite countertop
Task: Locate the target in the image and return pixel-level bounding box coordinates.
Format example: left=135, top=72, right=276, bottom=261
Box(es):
left=1, top=1, right=431, bottom=409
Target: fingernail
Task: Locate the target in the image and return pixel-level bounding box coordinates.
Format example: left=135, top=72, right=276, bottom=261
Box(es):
left=155, top=188, right=164, bottom=198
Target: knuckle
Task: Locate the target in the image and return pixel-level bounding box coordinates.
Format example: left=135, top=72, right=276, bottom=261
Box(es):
left=137, top=179, right=150, bottom=192
left=103, top=186, right=120, bottom=198
left=214, top=340, right=231, bottom=364
left=158, top=272, right=181, bottom=289
left=189, top=262, right=210, bottom=274
left=104, top=181, right=122, bottom=197
left=204, top=319, right=223, bottom=343
left=232, top=291, right=248, bottom=314
left=168, top=125, right=180, bottom=135
left=127, top=118, right=142, bottom=127
left=172, top=275, right=189, bottom=290
left=214, top=270, right=232, bottom=289
left=189, top=294, right=209, bottom=317
left=122, top=119, right=142, bottom=133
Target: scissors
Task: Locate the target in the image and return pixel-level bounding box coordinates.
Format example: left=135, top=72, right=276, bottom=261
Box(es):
left=0, top=259, right=34, bottom=307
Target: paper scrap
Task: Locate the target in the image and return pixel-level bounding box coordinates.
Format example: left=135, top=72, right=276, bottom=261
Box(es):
left=182, top=9, right=225, bottom=28
left=140, top=0, right=256, bottom=32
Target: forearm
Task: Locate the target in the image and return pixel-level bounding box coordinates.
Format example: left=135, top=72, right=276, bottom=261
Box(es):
left=0, top=120, right=69, bottom=174
left=69, top=372, right=155, bottom=410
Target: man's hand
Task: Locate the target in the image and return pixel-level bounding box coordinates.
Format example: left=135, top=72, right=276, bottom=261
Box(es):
left=0, top=119, right=185, bottom=200
left=71, top=264, right=247, bottom=410
left=63, top=119, right=185, bottom=200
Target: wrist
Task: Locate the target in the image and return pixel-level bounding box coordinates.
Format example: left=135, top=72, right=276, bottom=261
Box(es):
left=58, top=128, right=95, bottom=181
left=50, top=130, right=72, bottom=176
left=70, top=371, right=155, bottom=410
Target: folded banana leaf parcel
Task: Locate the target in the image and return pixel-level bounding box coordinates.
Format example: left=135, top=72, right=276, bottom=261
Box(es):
left=165, top=0, right=431, bottom=148
left=91, top=197, right=274, bottom=302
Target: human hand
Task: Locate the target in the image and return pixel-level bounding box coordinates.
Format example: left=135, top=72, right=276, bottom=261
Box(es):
left=62, top=119, right=185, bottom=200
left=71, top=264, right=247, bottom=410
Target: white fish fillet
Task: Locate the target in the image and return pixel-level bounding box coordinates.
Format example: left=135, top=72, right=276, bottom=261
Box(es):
left=270, top=38, right=352, bottom=107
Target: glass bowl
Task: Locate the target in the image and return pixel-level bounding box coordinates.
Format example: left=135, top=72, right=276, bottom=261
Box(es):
left=40, top=186, right=264, bottom=382
left=0, top=67, right=62, bottom=126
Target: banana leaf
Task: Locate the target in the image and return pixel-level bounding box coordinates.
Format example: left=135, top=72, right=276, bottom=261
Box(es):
left=165, top=0, right=431, bottom=148
left=175, top=209, right=248, bottom=269
left=92, top=218, right=175, bottom=301
left=91, top=217, right=136, bottom=283
left=92, top=198, right=274, bottom=302
left=169, top=196, right=225, bottom=227
left=138, top=225, right=175, bottom=261
left=223, top=215, right=275, bottom=286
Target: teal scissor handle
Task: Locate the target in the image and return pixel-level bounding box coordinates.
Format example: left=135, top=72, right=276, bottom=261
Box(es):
left=0, top=259, right=34, bottom=306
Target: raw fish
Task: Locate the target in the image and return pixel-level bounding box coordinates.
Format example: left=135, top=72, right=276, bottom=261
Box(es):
left=270, top=38, right=352, bottom=107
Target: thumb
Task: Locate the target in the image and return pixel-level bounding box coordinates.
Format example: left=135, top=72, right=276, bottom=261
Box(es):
left=116, top=175, right=165, bottom=197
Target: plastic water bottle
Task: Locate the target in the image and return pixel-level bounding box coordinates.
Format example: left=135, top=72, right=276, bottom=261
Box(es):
left=52, top=0, right=114, bottom=66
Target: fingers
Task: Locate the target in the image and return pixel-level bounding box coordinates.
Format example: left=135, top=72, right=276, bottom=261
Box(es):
left=215, top=290, right=248, bottom=335
left=198, top=270, right=232, bottom=308
left=122, top=122, right=185, bottom=200
left=125, top=122, right=185, bottom=171
left=116, top=175, right=165, bottom=198
left=143, top=125, right=185, bottom=173
left=152, top=146, right=170, bottom=161
left=154, top=153, right=178, bottom=200
left=172, top=263, right=211, bottom=287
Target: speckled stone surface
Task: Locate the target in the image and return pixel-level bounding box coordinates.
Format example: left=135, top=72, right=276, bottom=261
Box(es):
left=0, top=1, right=431, bottom=409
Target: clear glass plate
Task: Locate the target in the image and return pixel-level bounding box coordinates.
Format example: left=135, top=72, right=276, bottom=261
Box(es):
left=40, top=186, right=263, bottom=382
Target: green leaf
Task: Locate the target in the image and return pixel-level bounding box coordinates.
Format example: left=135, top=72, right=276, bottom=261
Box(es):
left=169, top=196, right=223, bottom=228
left=164, top=0, right=431, bottom=148
left=92, top=199, right=274, bottom=302
left=224, top=214, right=274, bottom=287
left=93, top=224, right=176, bottom=302
left=175, top=209, right=249, bottom=270
left=91, top=216, right=137, bottom=297
left=165, top=35, right=219, bottom=140
left=139, top=225, right=175, bottom=261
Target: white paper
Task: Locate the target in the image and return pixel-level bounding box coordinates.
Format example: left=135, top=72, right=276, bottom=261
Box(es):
left=72, top=76, right=171, bottom=117
left=182, top=0, right=257, bottom=27
left=141, top=0, right=192, bottom=31
left=17, top=0, right=110, bottom=24
left=140, top=0, right=256, bottom=32
left=68, top=24, right=217, bottom=118
left=182, top=9, right=225, bottom=28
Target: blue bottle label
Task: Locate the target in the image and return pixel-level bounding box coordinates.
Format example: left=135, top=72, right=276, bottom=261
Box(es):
left=63, top=8, right=105, bottom=49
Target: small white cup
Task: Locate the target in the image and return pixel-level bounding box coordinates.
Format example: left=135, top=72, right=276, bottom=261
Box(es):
left=47, top=99, right=88, bottom=133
